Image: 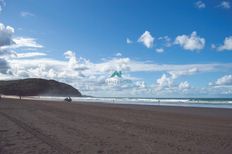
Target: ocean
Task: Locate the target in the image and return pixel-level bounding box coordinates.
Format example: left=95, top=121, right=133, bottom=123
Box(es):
left=28, top=96, right=232, bottom=109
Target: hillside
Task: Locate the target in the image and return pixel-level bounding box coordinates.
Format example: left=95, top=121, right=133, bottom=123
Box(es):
left=0, top=78, right=81, bottom=97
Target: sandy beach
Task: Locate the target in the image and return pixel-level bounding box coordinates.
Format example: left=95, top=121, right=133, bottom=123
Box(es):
left=0, top=98, right=232, bottom=154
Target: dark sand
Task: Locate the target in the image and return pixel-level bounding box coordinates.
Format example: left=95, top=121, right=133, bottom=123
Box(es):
left=0, top=98, right=232, bottom=154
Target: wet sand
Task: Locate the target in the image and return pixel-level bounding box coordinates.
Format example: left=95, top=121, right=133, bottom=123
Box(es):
left=0, top=98, right=232, bottom=154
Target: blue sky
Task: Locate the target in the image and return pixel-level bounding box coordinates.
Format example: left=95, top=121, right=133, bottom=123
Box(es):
left=0, top=0, right=232, bottom=97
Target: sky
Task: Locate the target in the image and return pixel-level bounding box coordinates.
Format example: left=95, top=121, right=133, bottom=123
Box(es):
left=0, top=0, right=232, bottom=97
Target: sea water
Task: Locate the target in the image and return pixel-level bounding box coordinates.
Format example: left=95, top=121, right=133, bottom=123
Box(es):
left=30, top=96, right=232, bottom=109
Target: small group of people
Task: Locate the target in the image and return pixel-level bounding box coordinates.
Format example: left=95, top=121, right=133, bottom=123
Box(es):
left=64, top=96, right=72, bottom=103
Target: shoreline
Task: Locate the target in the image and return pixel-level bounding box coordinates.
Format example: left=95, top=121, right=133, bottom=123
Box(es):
left=0, top=98, right=232, bottom=153
left=1, top=95, right=232, bottom=109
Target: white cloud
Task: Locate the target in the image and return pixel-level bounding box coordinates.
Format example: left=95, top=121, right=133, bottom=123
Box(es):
left=0, top=22, right=231, bottom=96
left=213, top=75, right=232, bottom=86
left=174, top=31, right=205, bottom=51
left=79, top=57, right=229, bottom=76
left=219, top=1, right=230, bottom=9
left=64, top=50, right=76, bottom=60
left=9, top=58, right=71, bottom=79
left=1, top=49, right=232, bottom=96
left=135, top=81, right=146, bottom=89
left=211, top=44, right=216, bottom=49
left=0, top=22, right=46, bottom=79
left=64, top=50, right=89, bottom=71
left=156, top=74, right=173, bottom=90
left=12, top=37, right=43, bottom=49
left=0, top=23, right=43, bottom=53
left=199, top=86, right=232, bottom=96
left=20, top=11, right=35, bottom=17
left=0, top=58, right=10, bottom=74
left=64, top=50, right=78, bottom=68
left=126, top=38, right=133, bottom=44
left=6, top=52, right=145, bottom=96
left=95, top=57, right=130, bottom=73
left=155, top=74, right=192, bottom=93
left=155, top=48, right=164, bottom=53
left=0, top=23, right=15, bottom=47
left=127, top=61, right=232, bottom=73
left=105, top=74, right=136, bottom=89
left=138, top=31, right=154, bottom=48
left=169, top=67, right=199, bottom=79
left=155, top=36, right=172, bottom=52
left=0, top=23, right=231, bottom=97
left=218, top=36, right=232, bottom=51
left=195, top=1, right=206, bottom=9
left=179, top=81, right=190, bottom=90
left=0, top=0, right=6, bottom=13
left=155, top=68, right=194, bottom=91
left=116, top=52, right=122, bottom=57
left=16, top=52, right=47, bottom=58
left=158, top=36, right=172, bottom=47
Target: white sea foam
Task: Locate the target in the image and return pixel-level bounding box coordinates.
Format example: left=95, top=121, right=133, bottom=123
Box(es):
left=3, top=95, right=232, bottom=109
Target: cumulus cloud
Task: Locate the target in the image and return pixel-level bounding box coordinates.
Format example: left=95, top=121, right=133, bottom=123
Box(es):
left=174, top=31, right=205, bottom=51
left=135, top=81, right=146, bottom=89
left=217, top=36, right=232, bottom=51
left=20, top=11, right=35, bottom=17
left=0, top=23, right=15, bottom=47
left=0, top=22, right=231, bottom=96
left=6, top=51, right=145, bottom=96
left=155, top=73, right=192, bottom=93
left=0, top=23, right=43, bottom=54
left=212, top=75, right=232, bottom=86
left=155, top=67, right=195, bottom=91
left=219, top=1, right=230, bottom=9
left=9, top=54, right=231, bottom=81
left=138, top=31, right=154, bottom=48
left=1, top=48, right=232, bottom=96
left=195, top=1, right=206, bottom=9
left=0, top=58, right=10, bottom=74
left=64, top=50, right=89, bottom=71
left=126, top=38, right=133, bottom=44
left=156, top=74, right=173, bottom=90
left=0, top=22, right=47, bottom=79
left=64, top=50, right=77, bottom=61
left=9, top=58, right=71, bottom=79
left=178, top=81, right=190, bottom=90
